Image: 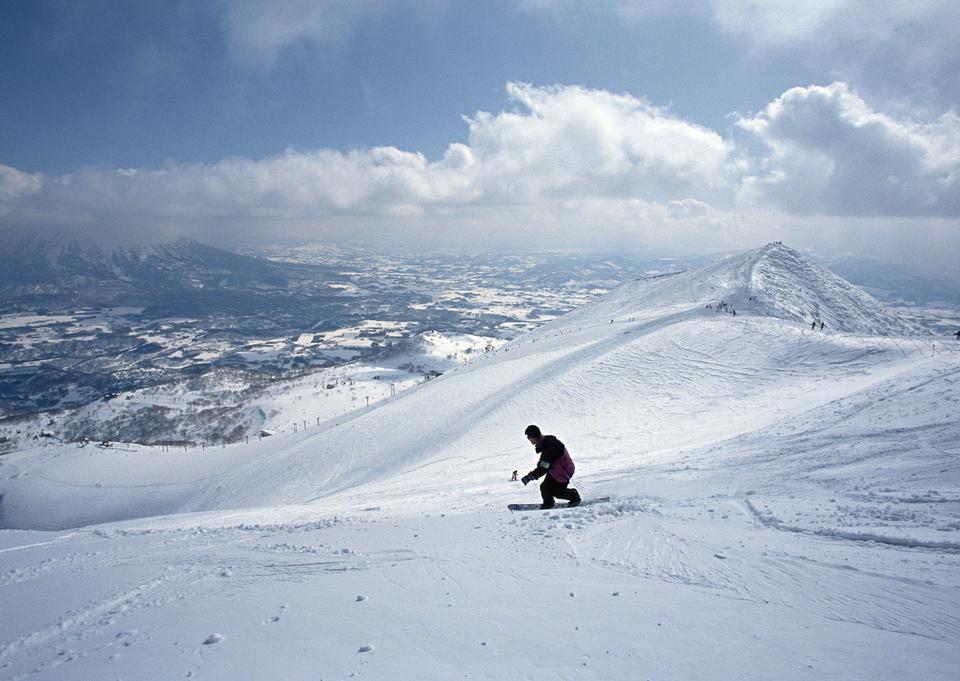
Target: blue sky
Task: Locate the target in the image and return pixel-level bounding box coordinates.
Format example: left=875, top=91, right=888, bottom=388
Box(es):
left=2, top=1, right=817, bottom=173
left=0, top=1, right=958, bottom=269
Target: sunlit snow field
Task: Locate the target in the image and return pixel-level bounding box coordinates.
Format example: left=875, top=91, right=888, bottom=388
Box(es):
left=1, top=245, right=958, bottom=680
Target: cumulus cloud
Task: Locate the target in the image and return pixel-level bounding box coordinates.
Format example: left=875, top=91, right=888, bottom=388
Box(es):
left=1, top=147, right=475, bottom=243
left=465, top=83, right=733, bottom=205
left=0, top=82, right=735, bottom=246
left=738, top=82, right=960, bottom=217
left=0, top=80, right=957, bottom=259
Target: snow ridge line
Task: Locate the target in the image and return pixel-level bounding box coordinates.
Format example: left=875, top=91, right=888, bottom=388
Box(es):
left=743, top=499, right=960, bottom=553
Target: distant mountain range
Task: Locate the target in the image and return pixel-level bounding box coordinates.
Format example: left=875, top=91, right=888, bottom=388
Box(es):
left=0, top=230, right=293, bottom=311
left=2, top=228, right=954, bottom=313
left=821, top=255, right=960, bottom=305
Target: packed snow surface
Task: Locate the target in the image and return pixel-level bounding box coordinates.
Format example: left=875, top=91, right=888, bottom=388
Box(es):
left=1, top=244, right=958, bottom=680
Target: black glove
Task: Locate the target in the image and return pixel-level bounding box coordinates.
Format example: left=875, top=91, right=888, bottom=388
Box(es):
left=521, top=474, right=531, bottom=486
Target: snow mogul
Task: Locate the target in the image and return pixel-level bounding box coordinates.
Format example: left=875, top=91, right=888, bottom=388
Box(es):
left=520, top=424, right=581, bottom=509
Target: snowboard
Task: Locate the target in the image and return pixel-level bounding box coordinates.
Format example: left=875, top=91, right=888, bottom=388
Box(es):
left=508, top=497, right=610, bottom=512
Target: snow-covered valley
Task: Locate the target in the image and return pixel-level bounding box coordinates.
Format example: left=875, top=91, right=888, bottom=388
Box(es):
left=1, top=243, right=958, bottom=680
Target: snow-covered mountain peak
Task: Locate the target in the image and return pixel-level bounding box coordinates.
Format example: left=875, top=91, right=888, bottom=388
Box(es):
left=571, top=242, right=920, bottom=336
left=738, top=242, right=921, bottom=335
left=0, top=228, right=288, bottom=300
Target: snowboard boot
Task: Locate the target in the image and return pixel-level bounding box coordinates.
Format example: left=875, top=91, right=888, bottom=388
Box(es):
left=567, top=489, right=582, bottom=508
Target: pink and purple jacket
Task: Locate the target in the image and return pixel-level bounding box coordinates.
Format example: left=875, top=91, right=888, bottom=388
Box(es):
left=527, top=435, right=576, bottom=484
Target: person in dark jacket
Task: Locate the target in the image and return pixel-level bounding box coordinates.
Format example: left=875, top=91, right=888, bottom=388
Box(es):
left=521, top=424, right=581, bottom=509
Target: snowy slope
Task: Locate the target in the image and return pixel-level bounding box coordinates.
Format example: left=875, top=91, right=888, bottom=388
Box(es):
left=0, top=243, right=957, bottom=680
left=2, top=243, right=926, bottom=525
left=555, top=241, right=923, bottom=335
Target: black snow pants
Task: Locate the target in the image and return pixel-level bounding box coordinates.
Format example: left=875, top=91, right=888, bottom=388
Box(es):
left=540, top=475, right=579, bottom=508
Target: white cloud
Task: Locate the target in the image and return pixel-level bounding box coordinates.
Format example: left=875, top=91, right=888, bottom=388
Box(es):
left=465, top=82, right=733, bottom=204
left=667, top=198, right=711, bottom=220
left=1, top=80, right=957, bottom=263
left=521, top=1, right=959, bottom=51
left=710, top=0, right=960, bottom=109
left=708, top=0, right=957, bottom=49
left=519, top=2, right=960, bottom=110
left=0, top=83, right=735, bottom=246
left=738, top=82, right=960, bottom=217
left=0, top=164, right=42, bottom=203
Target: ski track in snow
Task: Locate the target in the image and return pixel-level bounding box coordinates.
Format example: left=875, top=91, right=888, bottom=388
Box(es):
left=568, top=498, right=960, bottom=643
left=1, top=244, right=959, bottom=680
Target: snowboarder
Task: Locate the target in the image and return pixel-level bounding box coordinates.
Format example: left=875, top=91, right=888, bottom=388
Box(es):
left=520, top=425, right=581, bottom=509
left=955, top=329, right=960, bottom=341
